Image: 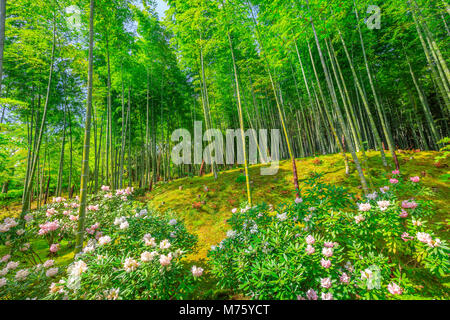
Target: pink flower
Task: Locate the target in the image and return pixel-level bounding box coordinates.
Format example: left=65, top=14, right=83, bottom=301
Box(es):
left=322, top=247, right=333, bottom=257
left=101, top=185, right=110, bottom=191
left=71, top=202, right=80, bottom=209
left=399, top=210, right=408, bottom=218
left=38, top=221, right=60, bottom=235
left=46, top=208, right=57, bottom=217
left=417, top=232, right=432, bottom=244
left=104, top=193, right=113, bottom=199
left=306, top=235, right=315, bottom=245
left=87, top=205, right=99, bottom=211
left=358, top=203, right=371, bottom=212
left=24, top=214, right=33, bottom=222
left=380, top=186, right=390, bottom=194
left=392, top=170, right=400, bottom=175
left=387, top=282, right=403, bottom=295
left=354, top=214, right=365, bottom=224
left=69, top=215, right=78, bottom=221
left=306, top=289, right=318, bottom=300
left=323, top=242, right=335, bottom=248
left=321, top=292, right=333, bottom=300
left=191, top=265, right=204, bottom=277
left=402, top=200, right=418, bottom=209
left=401, top=232, right=413, bottom=242
left=49, top=244, right=60, bottom=253
left=305, top=245, right=315, bottom=255
left=410, top=176, right=420, bottom=183
left=295, top=197, right=303, bottom=204
left=320, top=258, right=331, bottom=269
left=1, top=255, right=11, bottom=263
left=159, top=254, right=172, bottom=266
left=320, top=277, right=332, bottom=289
left=340, top=273, right=350, bottom=284
left=231, top=208, right=237, bottom=213
left=389, top=178, right=399, bottom=184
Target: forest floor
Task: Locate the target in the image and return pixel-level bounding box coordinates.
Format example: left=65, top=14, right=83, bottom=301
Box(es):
left=139, top=150, right=449, bottom=262
left=1, top=150, right=449, bottom=299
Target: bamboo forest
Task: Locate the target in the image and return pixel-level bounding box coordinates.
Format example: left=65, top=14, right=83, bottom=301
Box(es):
left=0, top=0, right=449, bottom=303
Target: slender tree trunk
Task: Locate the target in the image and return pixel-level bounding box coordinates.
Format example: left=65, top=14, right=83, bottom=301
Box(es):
left=75, top=0, right=95, bottom=254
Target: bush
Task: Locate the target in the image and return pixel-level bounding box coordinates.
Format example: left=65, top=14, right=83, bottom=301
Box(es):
left=0, top=186, right=199, bottom=300
left=208, top=174, right=449, bottom=300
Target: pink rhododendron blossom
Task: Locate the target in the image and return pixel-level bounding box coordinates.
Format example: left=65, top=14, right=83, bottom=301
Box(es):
left=123, top=258, right=139, bottom=272
left=399, top=210, right=408, bottom=218
left=191, top=265, right=204, bottom=277
left=320, top=277, right=332, bottom=289
left=323, top=242, right=335, bottom=248
left=412, top=219, right=422, bottom=227
left=38, top=221, right=60, bottom=235
left=401, top=232, right=413, bottom=242
left=377, top=200, right=390, bottom=211
left=15, top=269, right=29, bottom=281
left=392, top=170, right=400, bottom=175
left=306, top=289, right=318, bottom=300
left=43, top=260, right=54, bottom=268
left=387, top=282, right=403, bottom=295
left=410, top=176, right=420, bottom=183
left=306, top=235, right=315, bottom=245
left=159, top=254, right=172, bottom=266
left=101, top=185, right=110, bottom=191
left=104, top=193, right=113, bottom=199
left=389, top=178, right=399, bottom=184
left=322, top=247, right=333, bottom=257
left=50, top=244, right=60, bottom=253
left=295, top=197, right=303, bottom=204
left=358, top=203, right=371, bottom=212
left=1, top=254, right=11, bottom=263
left=320, top=258, right=331, bottom=269
left=46, top=208, right=57, bottom=217
left=140, top=251, right=157, bottom=262
left=46, top=268, right=59, bottom=277
left=340, top=273, right=350, bottom=284
left=321, top=292, right=333, bottom=300
left=402, top=200, right=418, bottom=209
left=354, top=214, right=365, bottom=224
left=6, top=261, right=19, bottom=270
left=231, top=208, right=237, bottom=213
left=87, top=205, right=99, bottom=211
left=69, top=215, right=79, bottom=221
left=305, top=245, right=315, bottom=255
left=380, top=186, right=390, bottom=194
left=71, top=202, right=80, bottom=209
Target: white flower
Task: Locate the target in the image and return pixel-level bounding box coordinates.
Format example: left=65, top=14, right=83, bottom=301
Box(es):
left=322, top=247, right=333, bottom=257
left=277, top=212, right=287, bottom=221
left=226, top=230, right=237, bottom=238
left=106, top=288, right=120, bottom=300
left=191, top=265, right=204, bottom=277
left=358, top=203, right=371, bottom=212
left=0, top=268, right=8, bottom=276
left=140, top=251, right=158, bottom=262
left=168, top=219, right=177, bottom=226
left=354, top=214, right=365, bottom=224
left=119, top=221, right=129, bottom=230
left=43, top=260, right=55, bottom=268
left=417, top=232, right=432, bottom=244
left=159, top=254, right=172, bottom=266
left=0, top=277, right=6, bottom=287
left=143, top=234, right=156, bottom=247
left=15, top=269, right=30, bottom=281
left=69, top=260, right=88, bottom=277
left=83, top=245, right=95, bottom=253
left=46, top=268, right=59, bottom=277
left=361, top=268, right=373, bottom=280
left=114, top=217, right=127, bottom=226
left=366, top=192, right=378, bottom=200
left=98, top=236, right=112, bottom=246
left=6, top=261, right=19, bottom=270
left=123, top=258, right=139, bottom=272
left=377, top=200, right=390, bottom=211
left=159, top=239, right=171, bottom=250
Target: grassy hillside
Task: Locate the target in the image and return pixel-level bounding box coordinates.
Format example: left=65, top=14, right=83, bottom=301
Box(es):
left=140, top=151, right=449, bottom=262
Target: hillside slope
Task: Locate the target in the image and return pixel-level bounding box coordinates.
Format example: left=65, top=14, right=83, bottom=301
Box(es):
left=141, top=151, right=449, bottom=261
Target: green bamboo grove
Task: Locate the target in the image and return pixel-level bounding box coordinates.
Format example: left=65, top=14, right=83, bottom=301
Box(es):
left=0, top=0, right=448, bottom=237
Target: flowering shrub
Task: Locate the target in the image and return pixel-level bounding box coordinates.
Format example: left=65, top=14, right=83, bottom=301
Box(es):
left=0, top=186, right=199, bottom=300
left=208, top=174, right=449, bottom=300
